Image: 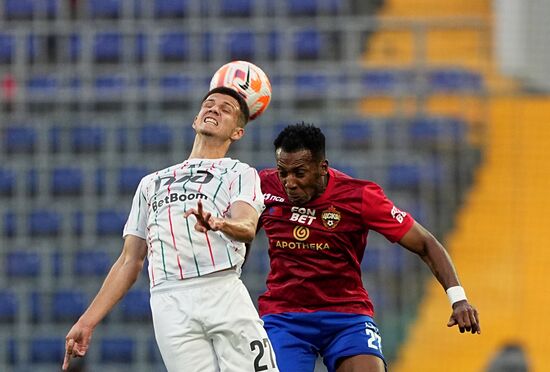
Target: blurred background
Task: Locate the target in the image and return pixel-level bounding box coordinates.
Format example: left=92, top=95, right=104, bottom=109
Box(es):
left=0, top=0, right=549, bottom=371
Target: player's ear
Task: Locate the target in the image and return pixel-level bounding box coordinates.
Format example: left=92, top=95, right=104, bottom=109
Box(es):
left=192, top=116, right=198, bottom=130
left=230, top=127, right=245, bottom=141
left=320, top=160, right=329, bottom=175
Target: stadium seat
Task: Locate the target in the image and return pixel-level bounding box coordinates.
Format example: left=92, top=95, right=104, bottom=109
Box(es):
left=52, top=289, right=88, bottom=322
left=52, top=251, right=62, bottom=277
left=408, top=116, right=466, bottom=145
left=88, top=0, right=121, bottom=18
left=30, top=337, right=65, bottom=363
left=227, top=31, right=255, bottom=60
left=221, top=0, right=252, bottom=17
left=160, top=74, right=193, bottom=96
left=4, top=0, right=58, bottom=19
left=67, top=33, right=81, bottom=62
left=94, top=32, right=122, bottom=62
left=294, top=72, right=328, bottom=98
left=361, top=69, right=412, bottom=95
left=27, top=168, right=38, bottom=195
left=28, top=209, right=61, bottom=236
left=100, top=337, right=135, bottom=363
left=6, top=251, right=41, bottom=278
left=71, top=125, right=105, bottom=152
left=159, top=32, right=189, bottom=61
left=94, top=74, right=126, bottom=99
left=0, top=168, right=15, bottom=195
left=118, top=166, right=149, bottom=194
left=287, top=0, right=317, bottom=16
left=6, top=338, right=17, bottom=365
left=293, top=29, right=322, bottom=60
left=0, top=290, right=18, bottom=322
left=341, top=119, right=374, bottom=147
left=387, top=163, right=421, bottom=190
left=3, top=211, right=16, bottom=238
left=135, top=33, right=147, bottom=61
left=51, top=167, right=84, bottom=196
left=96, top=209, right=127, bottom=236
left=74, top=250, right=112, bottom=276
left=427, top=68, right=483, bottom=92
left=139, top=123, right=173, bottom=151
left=148, top=337, right=162, bottom=362
left=0, top=33, right=15, bottom=63
left=120, top=289, right=151, bottom=321
left=3, top=126, right=36, bottom=154
left=26, top=75, right=58, bottom=97
left=154, top=0, right=188, bottom=18
left=29, top=291, right=42, bottom=322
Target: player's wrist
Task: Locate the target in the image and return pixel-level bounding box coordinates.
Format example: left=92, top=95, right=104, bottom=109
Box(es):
left=446, top=286, right=467, bottom=306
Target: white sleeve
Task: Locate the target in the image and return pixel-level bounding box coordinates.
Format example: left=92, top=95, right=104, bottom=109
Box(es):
left=122, top=177, right=148, bottom=239
left=230, top=167, right=265, bottom=215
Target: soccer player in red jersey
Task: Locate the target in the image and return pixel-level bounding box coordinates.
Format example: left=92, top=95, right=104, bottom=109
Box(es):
left=257, top=123, right=480, bottom=372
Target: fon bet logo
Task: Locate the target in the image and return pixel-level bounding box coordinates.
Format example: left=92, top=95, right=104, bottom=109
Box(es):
left=321, top=206, right=341, bottom=229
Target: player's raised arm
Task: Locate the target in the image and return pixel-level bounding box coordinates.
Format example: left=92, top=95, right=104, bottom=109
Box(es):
left=62, top=235, right=147, bottom=370
left=398, top=221, right=481, bottom=334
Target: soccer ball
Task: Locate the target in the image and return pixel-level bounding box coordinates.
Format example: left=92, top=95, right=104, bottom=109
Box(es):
left=209, top=60, right=272, bottom=120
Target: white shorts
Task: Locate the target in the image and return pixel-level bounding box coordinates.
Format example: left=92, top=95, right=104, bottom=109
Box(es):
left=150, top=270, right=279, bottom=372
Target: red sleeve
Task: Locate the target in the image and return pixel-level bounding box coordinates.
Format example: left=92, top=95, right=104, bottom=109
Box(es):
left=360, top=183, right=415, bottom=242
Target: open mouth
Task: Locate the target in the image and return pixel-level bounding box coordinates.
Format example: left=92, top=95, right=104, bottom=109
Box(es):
left=204, top=117, right=218, bottom=126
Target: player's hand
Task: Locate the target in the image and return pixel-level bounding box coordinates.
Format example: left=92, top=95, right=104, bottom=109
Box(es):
left=184, top=200, right=223, bottom=232
left=62, top=321, right=93, bottom=370
left=447, top=300, right=481, bottom=334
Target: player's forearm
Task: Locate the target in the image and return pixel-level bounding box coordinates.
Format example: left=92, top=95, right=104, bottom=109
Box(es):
left=78, top=256, right=143, bottom=328
left=419, top=236, right=461, bottom=290
left=218, top=217, right=257, bottom=243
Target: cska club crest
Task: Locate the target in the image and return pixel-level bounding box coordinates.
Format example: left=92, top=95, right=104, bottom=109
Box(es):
left=321, top=206, right=341, bottom=229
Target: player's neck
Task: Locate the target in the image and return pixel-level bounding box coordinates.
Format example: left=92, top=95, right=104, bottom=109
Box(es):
left=188, top=136, right=231, bottom=159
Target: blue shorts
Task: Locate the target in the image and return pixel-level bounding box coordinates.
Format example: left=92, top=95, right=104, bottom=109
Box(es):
left=262, top=311, right=385, bottom=372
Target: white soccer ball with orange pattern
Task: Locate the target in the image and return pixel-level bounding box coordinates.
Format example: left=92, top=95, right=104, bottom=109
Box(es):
left=209, top=60, right=272, bottom=120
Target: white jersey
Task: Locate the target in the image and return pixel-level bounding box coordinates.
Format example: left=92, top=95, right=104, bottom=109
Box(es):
left=123, top=158, right=264, bottom=288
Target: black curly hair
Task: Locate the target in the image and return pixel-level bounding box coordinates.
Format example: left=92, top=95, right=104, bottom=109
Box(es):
left=273, top=122, right=325, bottom=161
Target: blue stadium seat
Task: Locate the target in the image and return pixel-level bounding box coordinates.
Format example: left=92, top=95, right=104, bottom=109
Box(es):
left=227, top=31, right=255, bottom=60
left=52, top=251, right=62, bottom=277
left=95, top=167, right=106, bottom=194
left=0, top=290, right=18, bottom=322
left=26, top=75, right=58, bottom=97
left=293, top=29, right=322, bottom=60
left=7, top=338, right=17, bottom=365
left=96, top=209, right=127, bottom=235
left=28, top=209, right=61, bottom=236
left=341, top=119, right=374, bottom=146
left=287, top=0, right=317, bottom=15
left=94, top=32, right=122, bottom=62
left=387, top=163, right=420, bottom=189
left=154, top=0, right=188, bottom=17
left=221, top=0, right=252, bottom=17
left=0, top=168, right=15, bottom=195
left=427, top=68, right=483, bottom=92
left=6, top=251, right=41, bottom=278
left=135, top=33, right=147, bottom=61
left=120, top=289, right=151, bottom=321
left=118, top=166, right=149, bottom=194
left=71, top=125, right=105, bottom=152
left=4, top=0, right=58, bottom=19
left=52, top=289, right=87, bottom=322
left=408, top=116, right=466, bottom=144
left=160, top=74, right=193, bottom=96
left=3, top=211, right=16, bottom=237
left=74, top=250, right=112, bottom=276
left=100, top=337, right=135, bottom=363
left=27, top=168, right=38, bottom=195
left=94, top=75, right=126, bottom=98
left=68, top=33, right=81, bottom=62
left=3, top=126, right=37, bottom=153
left=294, top=72, right=328, bottom=98
left=30, top=337, right=65, bottom=363
left=51, top=167, right=84, bottom=196
left=140, top=124, right=173, bottom=151
left=88, top=0, right=121, bottom=18
left=361, top=69, right=411, bottom=94
left=159, top=32, right=189, bottom=61
left=0, top=33, right=15, bottom=63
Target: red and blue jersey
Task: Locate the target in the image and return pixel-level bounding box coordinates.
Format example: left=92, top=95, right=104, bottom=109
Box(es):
left=257, top=168, right=414, bottom=317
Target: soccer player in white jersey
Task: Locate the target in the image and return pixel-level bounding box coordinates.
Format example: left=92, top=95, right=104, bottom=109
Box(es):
left=62, top=86, right=279, bottom=372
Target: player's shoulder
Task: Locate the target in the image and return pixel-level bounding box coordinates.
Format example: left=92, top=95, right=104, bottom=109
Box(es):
left=330, top=168, right=383, bottom=191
